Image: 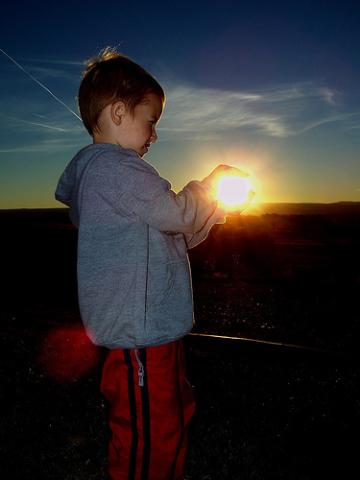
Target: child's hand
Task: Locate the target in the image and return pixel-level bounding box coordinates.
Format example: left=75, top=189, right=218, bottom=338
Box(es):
left=225, top=189, right=256, bottom=216
left=203, top=164, right=248, bottom=190
left=202, top=164, right=255, bottom=214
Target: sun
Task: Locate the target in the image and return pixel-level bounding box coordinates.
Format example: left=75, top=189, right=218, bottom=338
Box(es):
left=215, top=174, right=255, bottom=211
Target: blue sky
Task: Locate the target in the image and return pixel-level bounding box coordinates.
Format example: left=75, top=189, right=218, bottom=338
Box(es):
left=1, top=0, right=360, bottom=208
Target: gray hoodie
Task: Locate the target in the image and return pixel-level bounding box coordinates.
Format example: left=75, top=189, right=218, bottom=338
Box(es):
left=55, top=143, right=224, bottom=348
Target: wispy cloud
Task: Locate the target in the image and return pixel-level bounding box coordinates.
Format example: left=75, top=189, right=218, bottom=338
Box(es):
left=159, top=84, right=287, bottom=138
left=0, top=113, right=68, bottom=132
left=24, top=57, right=84, bottom=67
left=297, top=112, right=360, bottom=134
left=1, top=51, right=356, bottom=144
left=0, top=108, right=87, bottom=154
left=318, top=87, right=341, bottom=106
left=0, top=133, right=87, bottom=154
left=24, top=65, right=80, bottom=82
left=158, top=82, right=352, bottom=140
left=0, top=142, right=85, bottom=154
left=1, top=71, right=357, bottom=153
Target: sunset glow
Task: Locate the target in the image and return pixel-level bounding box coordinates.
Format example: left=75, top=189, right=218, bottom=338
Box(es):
left=1, top=4, right=359, bottom=209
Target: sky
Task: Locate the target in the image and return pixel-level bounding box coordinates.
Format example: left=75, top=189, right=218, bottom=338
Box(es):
left=1, top=0, right=360, bottom=209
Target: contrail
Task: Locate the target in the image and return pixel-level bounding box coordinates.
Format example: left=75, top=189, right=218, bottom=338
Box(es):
left=0, top=48, right=82, bottom=122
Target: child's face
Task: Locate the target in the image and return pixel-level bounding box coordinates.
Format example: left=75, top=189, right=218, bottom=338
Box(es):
left=117, top=93, right=163, bottom=157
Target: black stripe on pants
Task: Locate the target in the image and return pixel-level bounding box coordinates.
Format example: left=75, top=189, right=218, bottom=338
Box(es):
left=139, top=348, right=151, bottom=480
left=124, top=350, right=138, bottom=480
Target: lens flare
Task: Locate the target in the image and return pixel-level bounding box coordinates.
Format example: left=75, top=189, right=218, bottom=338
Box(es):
left=38, top=325, right=100, bottom=382
left=215, top=175, right=254, bottom=210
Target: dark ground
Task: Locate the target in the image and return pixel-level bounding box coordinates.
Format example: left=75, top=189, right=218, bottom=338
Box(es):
left=1, top=207, right=360, bottom=479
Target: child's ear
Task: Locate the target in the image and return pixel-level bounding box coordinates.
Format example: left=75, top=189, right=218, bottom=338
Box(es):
left=111, top=101, right=126, bottom=125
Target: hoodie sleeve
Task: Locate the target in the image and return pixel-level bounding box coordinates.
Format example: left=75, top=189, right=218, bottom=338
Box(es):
left=55, top=165, right=73, bottom=207
left=54, top=159, right=81, bottom=227
left=183, top=208, right=226, bottom=249
left=81, top=151, right=224, bottom=234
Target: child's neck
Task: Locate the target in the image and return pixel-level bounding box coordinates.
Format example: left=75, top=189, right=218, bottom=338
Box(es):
left=93, top=131, right=118, bottom=145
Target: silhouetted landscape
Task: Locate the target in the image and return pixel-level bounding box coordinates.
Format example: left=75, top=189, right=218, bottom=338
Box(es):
left=1, top=204, right=359, bottom=479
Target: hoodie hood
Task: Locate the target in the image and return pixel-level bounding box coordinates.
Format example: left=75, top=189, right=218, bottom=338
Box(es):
left=55, top=143, right=122, bottom=227
left=55, top=145, right=91, bottom=227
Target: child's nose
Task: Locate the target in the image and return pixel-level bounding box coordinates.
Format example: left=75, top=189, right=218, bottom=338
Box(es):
left=150, top=129, right=158, bottom=143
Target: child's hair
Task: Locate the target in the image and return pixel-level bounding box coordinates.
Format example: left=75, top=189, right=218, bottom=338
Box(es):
left=78, top=47, right=165, bottom=136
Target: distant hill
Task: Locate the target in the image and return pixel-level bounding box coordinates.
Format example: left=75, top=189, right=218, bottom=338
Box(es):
left=1, top=202, right=360, bottom=220
left=246, top=202, right=360, bottom=216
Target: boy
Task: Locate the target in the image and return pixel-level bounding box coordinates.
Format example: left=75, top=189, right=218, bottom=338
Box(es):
left=55, top=47, right=242, bottom=480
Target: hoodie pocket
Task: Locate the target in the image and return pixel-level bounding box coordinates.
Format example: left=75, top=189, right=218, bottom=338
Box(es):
left=146, top=261, right=176, bottom=307
left=144, top=259, right=193, bottom=343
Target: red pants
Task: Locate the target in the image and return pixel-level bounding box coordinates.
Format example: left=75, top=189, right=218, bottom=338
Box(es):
left=100, top=339, right=196, bottom=480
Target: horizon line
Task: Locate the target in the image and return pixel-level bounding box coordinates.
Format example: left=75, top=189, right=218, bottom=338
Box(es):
left=1, top=200, right=360, bottom=212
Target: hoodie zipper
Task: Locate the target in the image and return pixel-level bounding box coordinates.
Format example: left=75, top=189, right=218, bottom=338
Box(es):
left=134, top=349, right=145, bottom=387
left=144, top=223, right=149, bottom=327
